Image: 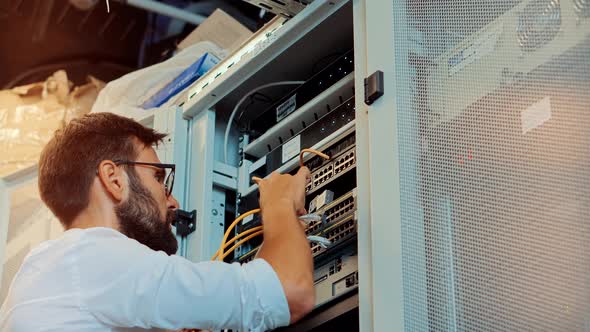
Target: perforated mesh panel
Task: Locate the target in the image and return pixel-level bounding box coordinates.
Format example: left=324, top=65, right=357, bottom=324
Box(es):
left=395, top=0, right=590, bottom=330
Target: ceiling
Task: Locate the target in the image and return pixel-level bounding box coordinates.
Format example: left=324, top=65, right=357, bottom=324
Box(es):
left=0, top=0, right=269, bottom=88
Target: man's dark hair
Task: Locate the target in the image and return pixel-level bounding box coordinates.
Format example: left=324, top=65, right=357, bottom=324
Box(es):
left=38, top=112, right=166, bottom=227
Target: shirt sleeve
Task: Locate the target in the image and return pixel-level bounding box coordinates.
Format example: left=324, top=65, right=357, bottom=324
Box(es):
left=76, top=233, right=290, bottom=331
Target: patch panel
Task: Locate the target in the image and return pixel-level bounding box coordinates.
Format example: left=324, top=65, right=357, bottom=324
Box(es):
left=305, top=189, right=356, bottom=236
left=326, top=218, right=355, bottom=242
left=324, top=194, right=355, bottom=224
left=312, top=164, right=334, bottom=189
left=236, top=190, right=356, bottom=263
left=334, top=149, right=355, bottom=175
left=307, top=145, right=356, bottom=194
left=305, top=132, right=355, bottom=171
left=311, top=214, right=357, bottom=257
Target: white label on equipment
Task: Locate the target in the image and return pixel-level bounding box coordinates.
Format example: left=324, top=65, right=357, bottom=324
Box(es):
left=282, top=135, right=301, bottom=164
left=310, top=190, right=334, bottom=213
left=522, top=96, right=552, bottom=134
left=243, top=214, right=254, bottom=225
left=249, top=155, right=267, bottom=174
left=276, top=94, right=297, bottom=122
left=448, top=23, right=502, bottom=76
left=317, top=190, right=334, bottom=210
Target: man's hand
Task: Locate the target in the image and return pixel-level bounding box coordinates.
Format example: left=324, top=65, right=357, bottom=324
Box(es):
left=253, top=167, right=315, bottom=324
left=255, top=167, right=311, bottom=217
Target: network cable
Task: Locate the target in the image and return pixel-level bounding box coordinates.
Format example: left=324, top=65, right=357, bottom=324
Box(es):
left=213, top=148, right=331, bottom=261
left=223, top=81, right=305, bottom=164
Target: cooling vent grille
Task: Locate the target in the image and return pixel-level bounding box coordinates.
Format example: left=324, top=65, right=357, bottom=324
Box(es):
left=517, top=0, right=562, bottom=51
left=394, top=0, right=590, bottom=330
left=573, top=0, right=590, bottom=16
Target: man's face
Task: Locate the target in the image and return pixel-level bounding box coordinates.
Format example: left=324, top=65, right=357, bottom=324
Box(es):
left=115, top=145, right=179, bottom=255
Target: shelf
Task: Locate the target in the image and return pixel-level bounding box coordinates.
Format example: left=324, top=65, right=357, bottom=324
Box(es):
left=181, top=0, right=352, bottom=119
left=244, top=72, right=354, bottom=158
left=240, top=120, right=355, bottom=197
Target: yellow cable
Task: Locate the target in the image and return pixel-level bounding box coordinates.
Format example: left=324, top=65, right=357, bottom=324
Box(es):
left=219, top=230, right=264, bottom=261
left=211, top=226, right=263, bottom=260
left=219, top=208, right=260, bottom=253
left=299, top=148, right=330, bottom=167
left=213, top=148, right=329, bottom=262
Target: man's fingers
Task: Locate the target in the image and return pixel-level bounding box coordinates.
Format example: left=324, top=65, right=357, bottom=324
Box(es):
left=252, top=176, right=263, bottom=184
left=296, top=166, right=311, bottom=183
left=297, top=208, right=308, bottom=216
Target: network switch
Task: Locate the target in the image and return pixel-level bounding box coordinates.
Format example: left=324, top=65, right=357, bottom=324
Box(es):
left=313, top=247, right=358, bottom=307
left=306, top=144, right=356, bottom=195
left=311, top=214, right=357, bottom=257
left=239, top=230, right=359, bottom=308
left=236, top=189, right=357, bottom=263
left=249, top=96, right=355, bottom=181
left=248, top=49, right=354, bottom=137
left=306, top=189, right=356, bottom=236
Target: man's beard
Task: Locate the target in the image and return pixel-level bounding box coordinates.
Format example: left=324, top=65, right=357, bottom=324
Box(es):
left=115, top=169, right=178, bottom=255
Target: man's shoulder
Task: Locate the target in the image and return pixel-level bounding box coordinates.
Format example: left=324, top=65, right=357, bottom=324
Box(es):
left=65, top=226, right=127, bottom=240
left=67, top=227, right=162, bottom=258
left=27, top=227, right=162, bottom=273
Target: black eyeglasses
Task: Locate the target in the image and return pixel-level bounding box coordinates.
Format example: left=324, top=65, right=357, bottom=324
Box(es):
left=113, top=160, right=176, bottom=197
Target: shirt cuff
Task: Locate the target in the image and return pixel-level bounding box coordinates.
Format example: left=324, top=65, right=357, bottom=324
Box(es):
left=242, top=258, right=291, bottom=330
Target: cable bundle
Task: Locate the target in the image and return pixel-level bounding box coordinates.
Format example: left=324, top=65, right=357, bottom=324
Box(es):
left=212, top=149, right=329, bottom=262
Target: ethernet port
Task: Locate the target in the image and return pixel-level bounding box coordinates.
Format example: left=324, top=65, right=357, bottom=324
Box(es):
left=345, top=274, right=356, bottom=287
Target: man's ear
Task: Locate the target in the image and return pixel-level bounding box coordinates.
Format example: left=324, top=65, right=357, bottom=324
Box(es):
left=97, top=160, right=127, bottom=202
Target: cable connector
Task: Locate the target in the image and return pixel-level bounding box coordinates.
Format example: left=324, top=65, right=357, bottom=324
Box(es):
left=307, top=235, right=331, bottom=249
left=298, top=213, right=322, bottom=226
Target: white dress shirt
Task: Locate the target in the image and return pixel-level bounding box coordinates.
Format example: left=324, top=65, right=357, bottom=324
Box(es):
left=0, top=227, right=290, bottom=332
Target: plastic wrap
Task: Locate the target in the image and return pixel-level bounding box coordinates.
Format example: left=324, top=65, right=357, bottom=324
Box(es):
left=0, top=71, right=104, bottom=178
left=91, top=41, right=225, bottom=120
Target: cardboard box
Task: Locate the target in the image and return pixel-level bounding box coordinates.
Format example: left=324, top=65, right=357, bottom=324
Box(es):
left=177, top=9, right=253, bottom=54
